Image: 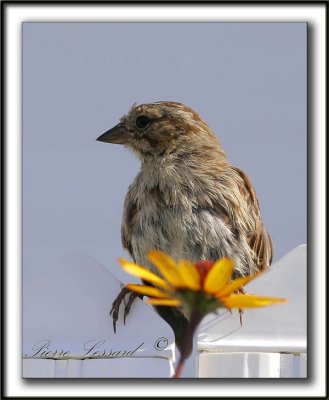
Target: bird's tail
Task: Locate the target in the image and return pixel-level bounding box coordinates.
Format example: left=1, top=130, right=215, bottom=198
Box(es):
left=153, top=305, right=192, bottom=357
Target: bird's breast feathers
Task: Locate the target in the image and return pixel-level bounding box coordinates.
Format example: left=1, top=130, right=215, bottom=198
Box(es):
left=122, top=172, right=263, bottom=277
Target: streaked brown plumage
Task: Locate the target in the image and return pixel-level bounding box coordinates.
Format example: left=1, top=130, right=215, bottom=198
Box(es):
left=97, top=101, right=273, bottom=353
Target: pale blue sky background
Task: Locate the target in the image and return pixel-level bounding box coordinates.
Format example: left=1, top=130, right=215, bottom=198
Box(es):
left=23, top=22, right=307, bottom=283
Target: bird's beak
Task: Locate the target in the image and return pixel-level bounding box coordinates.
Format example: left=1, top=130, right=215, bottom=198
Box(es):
left=96, top=123, right=129, bottom=145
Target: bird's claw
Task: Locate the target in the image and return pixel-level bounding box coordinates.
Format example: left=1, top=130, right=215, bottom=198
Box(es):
left=123, top=291, right=140, bottom=324
left=109, top=286, right=131, bottom=333
left=109, top=287, right=143, bottom=333
left=239, top=308, right=244, bottom=326
left=237, top=287, right=245, bottom=326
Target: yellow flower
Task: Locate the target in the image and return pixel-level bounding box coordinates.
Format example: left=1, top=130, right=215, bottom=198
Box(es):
left=118, top=250, right=286, bottom=317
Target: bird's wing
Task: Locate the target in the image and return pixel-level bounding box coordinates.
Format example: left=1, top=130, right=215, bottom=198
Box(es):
left=231, top=166, right=273, bottom=270
left=121, top=196, right=139, bottom=258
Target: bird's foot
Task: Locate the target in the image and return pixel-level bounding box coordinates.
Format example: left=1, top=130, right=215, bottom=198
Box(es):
left=109, top=287, right=142, bottom=333
left=226, top=307, right=243, bottom=325
left=239, top=308, right=244, bottom=326
left=237, top=287, right=245, bottom=326
left=124, top=291, right=140, bottom=324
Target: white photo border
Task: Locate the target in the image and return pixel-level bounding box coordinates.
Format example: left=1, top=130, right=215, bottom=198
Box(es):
left=2, top=2, right=327, bottom=398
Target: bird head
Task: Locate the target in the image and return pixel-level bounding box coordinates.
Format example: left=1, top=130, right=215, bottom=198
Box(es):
left=96, top=101, right=221, bottom=161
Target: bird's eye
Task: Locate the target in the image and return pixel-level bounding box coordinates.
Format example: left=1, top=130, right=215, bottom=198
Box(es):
left=136, top=115, right=152, bottom=129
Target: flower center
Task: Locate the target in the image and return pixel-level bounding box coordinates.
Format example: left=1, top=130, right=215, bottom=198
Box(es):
left=195, top=260, right=215, bottom=286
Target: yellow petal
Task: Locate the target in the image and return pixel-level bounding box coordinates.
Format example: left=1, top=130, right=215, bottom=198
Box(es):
left=126, top=284, right=170, bottom=298
left=118, top=258, right=170, bottom=290
left=222, top=294, right=287, bottom=309
left=148, top=250, right=186, bottom=288
left=204, top=257, right=234, bottom=294
left=217, top=272, right=262, bottom=297
left=147, top=298, right=181, bottom=306
left=177, top=259, right=201, bottom=290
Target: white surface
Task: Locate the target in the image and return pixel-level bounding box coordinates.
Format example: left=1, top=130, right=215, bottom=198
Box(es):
left=198, top=352, right=307, bottom=378
left=198, top=245, right=307, bottom=353
left=23, top=245, right=307, bottom=378
left=23, top=358, right=173, bottom=378
left=197, top=245, right=307, bottom=378
left=23, top=252, right=175, bottom=377
left=198, top=352, right=281, bottom=378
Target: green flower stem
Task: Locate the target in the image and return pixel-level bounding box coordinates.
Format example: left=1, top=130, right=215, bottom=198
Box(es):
left=173, top=311, right=203, bottom=379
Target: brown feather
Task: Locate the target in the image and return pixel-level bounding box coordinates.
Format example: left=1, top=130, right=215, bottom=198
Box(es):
left=102, top=101, right=274, bottom=354
left=231, top=166, right=273, bottom=270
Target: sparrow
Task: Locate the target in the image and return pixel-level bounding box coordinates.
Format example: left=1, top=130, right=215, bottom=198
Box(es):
left=97, top=101, right=273, bottom=354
